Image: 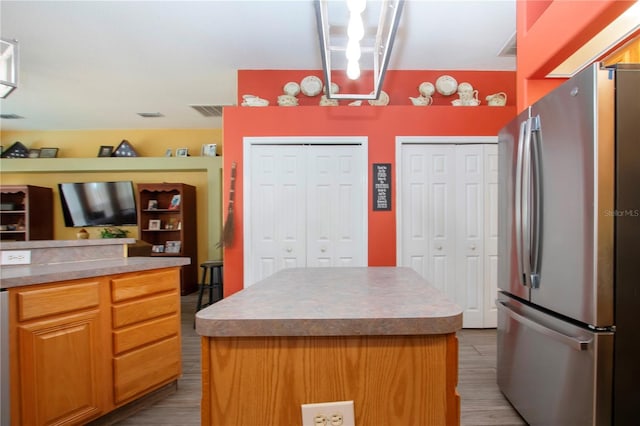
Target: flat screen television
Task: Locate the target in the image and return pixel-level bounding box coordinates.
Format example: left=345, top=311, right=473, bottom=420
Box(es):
left=59, top=181, right=138, bottom=227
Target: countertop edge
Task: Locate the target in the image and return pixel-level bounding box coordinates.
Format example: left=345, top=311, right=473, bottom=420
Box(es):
left=195, top=314, right=463, bottom=337
left=0, top=257, right=190, bottom=289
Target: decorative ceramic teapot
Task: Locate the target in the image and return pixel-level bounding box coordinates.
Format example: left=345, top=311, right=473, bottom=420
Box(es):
left=409, top=95, right=433, bottom=106
left=418, top=82, right=435, bottom=97
left=458, top=89, right=480, bottom=106
left=486, top=92, right=507, bottom=106
left=457, top=82, right=474, bottom=94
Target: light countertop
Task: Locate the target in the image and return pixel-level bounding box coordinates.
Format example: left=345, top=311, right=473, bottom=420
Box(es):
left=196, top=267, right=463, bottom=337
left=0, top=257, right=190, bottom=289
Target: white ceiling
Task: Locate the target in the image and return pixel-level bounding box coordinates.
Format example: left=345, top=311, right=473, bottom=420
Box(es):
left=0, top=0, right=516, bottom=131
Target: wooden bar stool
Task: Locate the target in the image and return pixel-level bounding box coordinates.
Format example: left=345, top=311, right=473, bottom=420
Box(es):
left=196, top=260, right=224, bottom=312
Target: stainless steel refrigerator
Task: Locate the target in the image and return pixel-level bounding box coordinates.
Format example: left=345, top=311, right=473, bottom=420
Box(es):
left=496, top=63, right=640, bottom=426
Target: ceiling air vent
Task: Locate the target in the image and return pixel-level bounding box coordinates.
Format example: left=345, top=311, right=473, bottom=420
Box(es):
left=190, top=105, right=224, bottom=117
left=498, top=32, right=517, bottom=57
left=0, top=114, right=24, bottom=119
left=137, top=112, right=164, bottom=118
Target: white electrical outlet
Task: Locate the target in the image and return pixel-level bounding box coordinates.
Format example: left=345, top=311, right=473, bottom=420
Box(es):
left=301, top=400, right=355, bottom=426
left=1, top=250, right=31, bottom=265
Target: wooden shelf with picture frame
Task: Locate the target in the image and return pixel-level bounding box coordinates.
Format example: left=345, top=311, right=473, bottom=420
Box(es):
left=137, top=182, right=197, bottom=295
left=0, top=185, right=53, bottom=242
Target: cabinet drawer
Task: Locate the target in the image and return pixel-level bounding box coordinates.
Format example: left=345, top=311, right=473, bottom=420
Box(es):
left=15, top=280, right=101, bottom=322
left=111, top=268, right=180, bottom=303
left=112, top=291, right=178, bottom=328
left=113, top=336, right=181, bottom=404
left=112, top=314, right=179, bottom=355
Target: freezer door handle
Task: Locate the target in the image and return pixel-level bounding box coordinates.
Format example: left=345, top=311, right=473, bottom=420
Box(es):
left=497, top=301, right=591, bottom=351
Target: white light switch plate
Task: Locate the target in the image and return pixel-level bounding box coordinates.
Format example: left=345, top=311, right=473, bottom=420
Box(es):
left=1, top=250, right=31, bottom=265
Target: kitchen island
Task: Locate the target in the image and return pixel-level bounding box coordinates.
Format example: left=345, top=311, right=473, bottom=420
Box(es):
left=0, top=239, right=190, bottom=426
left=196, top=267, right=463, bottom=426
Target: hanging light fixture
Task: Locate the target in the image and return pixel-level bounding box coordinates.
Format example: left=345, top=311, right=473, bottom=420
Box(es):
left=315, top=0, right=404, bottom=100
left=0, top=38, right=18, bottom=99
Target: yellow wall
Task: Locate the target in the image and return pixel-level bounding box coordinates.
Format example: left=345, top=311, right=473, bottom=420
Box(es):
left=0, top=128, right=223, bottom=269
left=1, top=128, right=222, bottom=158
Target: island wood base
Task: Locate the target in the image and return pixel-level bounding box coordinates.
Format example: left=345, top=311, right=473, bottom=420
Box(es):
left=201, top=333, right=460, bottom=426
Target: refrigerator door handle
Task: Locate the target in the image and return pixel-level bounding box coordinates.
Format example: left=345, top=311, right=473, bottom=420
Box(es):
left=515, top=120, right=528, bottom=286
left=529, top=116, right=542, bottom=288
left=521, top=118, right=534, bottom=287
left=497, top=301, right=591, bottom=351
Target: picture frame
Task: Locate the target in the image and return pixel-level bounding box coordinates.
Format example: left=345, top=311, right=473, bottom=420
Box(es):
left=165, top=148, right=173, bottom=157
left=98, top=145, right=114, bottom=157
left=113, top=139, right=138, bottom=157
left=1, top=141, right=29, bottom=158
left=151, top=244, right=165, bottom=253
left=147, top=199, right=158, bottom=210
left=148, top=219, right=161, bottom=230
left=165, top=240, right=181, bottom=254
left=39, top=147, right=59, bottom=158
left=201, top=143, right=217, bottom=157
left=28, top=149, right=41, bottom=158
left=176, top=148, right=189, bottom=157
left=168, top=194, right=181, bottom=210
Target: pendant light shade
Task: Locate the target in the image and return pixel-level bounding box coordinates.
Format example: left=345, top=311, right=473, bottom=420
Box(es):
left=0, top=38, right=18, bottom=99
left=315, top=0, right=404, bottom=100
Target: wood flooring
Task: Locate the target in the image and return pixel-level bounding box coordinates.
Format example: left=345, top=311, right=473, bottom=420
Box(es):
left=116, top=293, right=526, bottom=426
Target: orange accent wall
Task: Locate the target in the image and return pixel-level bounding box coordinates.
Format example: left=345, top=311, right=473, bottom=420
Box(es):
left=517, top=0, right=636, bottom=110
left=222, top=69, right=516, bottom=296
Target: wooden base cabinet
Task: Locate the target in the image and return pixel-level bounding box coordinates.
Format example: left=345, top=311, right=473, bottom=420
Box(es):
left=110, top=269, right=182, bottom=405
left=9, top=278, right=111, bottom=425
left=8, top=268, right=182, bottom=426
left=201, top=333, right=460, bottom=426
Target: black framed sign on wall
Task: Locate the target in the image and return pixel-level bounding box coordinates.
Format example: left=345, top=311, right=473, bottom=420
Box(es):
left=373, top=163, right=391, bottom=211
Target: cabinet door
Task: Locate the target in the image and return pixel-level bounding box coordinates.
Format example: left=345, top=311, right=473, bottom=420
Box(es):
left=14, top=310, right=107, bottom=425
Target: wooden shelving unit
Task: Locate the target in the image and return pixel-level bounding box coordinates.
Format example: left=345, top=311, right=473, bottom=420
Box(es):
left=137, top=183, right=197, bottom=294
left=0, top=185, right=53, bottom=242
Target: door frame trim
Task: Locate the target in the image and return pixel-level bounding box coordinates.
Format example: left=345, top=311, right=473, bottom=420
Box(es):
left=243, top=136, right=369, bottom=288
